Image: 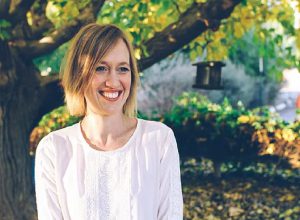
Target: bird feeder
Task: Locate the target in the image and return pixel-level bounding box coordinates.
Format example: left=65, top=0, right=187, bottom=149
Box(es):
left=192, top=61, right=225, bottom=90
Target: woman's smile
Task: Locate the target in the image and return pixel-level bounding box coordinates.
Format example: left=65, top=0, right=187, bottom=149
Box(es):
left=84, top=39, right=132, bottom=116
left=98, top=90, right=123, bottom=101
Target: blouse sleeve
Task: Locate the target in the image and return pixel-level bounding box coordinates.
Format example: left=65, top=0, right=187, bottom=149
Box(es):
left=157, top=129, right=184, bottom=220
left=34, top=135, right=63, bottom=220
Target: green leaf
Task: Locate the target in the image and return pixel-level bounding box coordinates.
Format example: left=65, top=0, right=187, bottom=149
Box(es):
left=241, top=0, right=247, bottom=6
left=0, top=19, right=11, bottom=28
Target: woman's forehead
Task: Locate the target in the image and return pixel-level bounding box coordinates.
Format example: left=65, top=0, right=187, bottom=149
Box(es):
left=98, top=39, right=130, bottom=65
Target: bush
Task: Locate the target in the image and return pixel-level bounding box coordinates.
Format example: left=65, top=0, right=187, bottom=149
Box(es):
left=30, top=92, right=300, bottom=170
left=29, top=106, right=80, bottom=155
left=162, top=92, right=300, bottom=169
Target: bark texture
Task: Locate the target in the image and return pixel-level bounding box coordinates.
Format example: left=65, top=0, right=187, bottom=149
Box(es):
left=0, top=40, right=40, bottom=219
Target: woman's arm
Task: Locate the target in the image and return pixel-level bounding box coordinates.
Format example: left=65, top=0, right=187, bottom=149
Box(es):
left=35, top=135, right=63, bottom=220
left=157, top=129, right=183, bottom=220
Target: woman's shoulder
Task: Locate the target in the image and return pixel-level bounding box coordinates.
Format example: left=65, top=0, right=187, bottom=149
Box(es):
left=36, top=123, right=79, bottom=153
left=138, top=118, right=173, bottom=136
left=137, top=119, right=176, bottom=153
left=138, top=118, right=170, bottom=129
left=44, top=123, right=79, bottom=141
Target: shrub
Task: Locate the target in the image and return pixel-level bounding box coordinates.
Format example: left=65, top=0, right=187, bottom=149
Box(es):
left=29, top=106, right=80, bottom=155
left=162, top=92, right=300, bottom=169
left=29, top=92, right=300, bottom=170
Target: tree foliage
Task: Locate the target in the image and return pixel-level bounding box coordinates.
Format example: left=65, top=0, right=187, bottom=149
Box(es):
left=29, top=0, right=300, bottom=82
left=186, top=0, right=298, bottom=63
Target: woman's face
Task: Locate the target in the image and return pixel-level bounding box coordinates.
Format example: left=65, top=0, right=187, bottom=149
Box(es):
left=84, top=39, right=132, bottom=116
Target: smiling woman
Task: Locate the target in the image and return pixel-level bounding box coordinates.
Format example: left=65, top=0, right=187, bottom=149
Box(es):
left=60, top=24, right=139, bottom=118
left=84, top=39, right=132, bottom=117
left=34, top=23, right=183, bottom=220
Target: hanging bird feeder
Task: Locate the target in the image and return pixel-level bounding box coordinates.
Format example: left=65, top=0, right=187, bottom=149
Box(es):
left=192, top=61, right=225, bottom=90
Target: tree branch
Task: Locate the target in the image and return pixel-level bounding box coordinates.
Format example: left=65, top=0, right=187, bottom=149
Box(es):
left=7, top=0, right=48, bottom=42
left=12, top=0, right=106, bottom=58
left=0, top=0, right=10, bottom=19
left=28, top=0, right=53, bottom=40
left=9, top=0, right=36, bottom=25
left=29, top=0, right=105, bottom=40
left=138, top=0, right=242, bottom=71
left=31, top=0, right=106, bottom=118
left=90, top=0, right=107, bottom=16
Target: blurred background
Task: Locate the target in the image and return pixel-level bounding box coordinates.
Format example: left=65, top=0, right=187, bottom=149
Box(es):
left=1, top=0, right=300, bottom=219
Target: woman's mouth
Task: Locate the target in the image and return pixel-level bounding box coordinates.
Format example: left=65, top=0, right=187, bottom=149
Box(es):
left=98, top=91, right=122, bottom=101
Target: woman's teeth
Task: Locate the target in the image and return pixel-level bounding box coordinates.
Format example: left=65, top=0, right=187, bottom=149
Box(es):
left=104, top=92, right=118, bottom=99
left=99, top=91, right=121, bottom=99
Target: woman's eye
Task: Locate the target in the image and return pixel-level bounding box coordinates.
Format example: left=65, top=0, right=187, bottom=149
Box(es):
left=119, top=67, right=130, bottom=73
left=96, top=66, right=108, bottom=72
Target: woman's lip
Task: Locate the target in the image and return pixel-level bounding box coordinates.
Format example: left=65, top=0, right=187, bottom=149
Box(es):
left=99, top=90, right=122, bottom=92
left=98, top=90, right=123, bottom=101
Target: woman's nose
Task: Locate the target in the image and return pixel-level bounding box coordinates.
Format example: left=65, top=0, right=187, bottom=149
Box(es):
left=105, top=71, right=119, bottom=88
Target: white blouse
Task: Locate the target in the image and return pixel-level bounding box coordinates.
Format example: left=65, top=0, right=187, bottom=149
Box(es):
left=35, top=118, right=183, bottom=220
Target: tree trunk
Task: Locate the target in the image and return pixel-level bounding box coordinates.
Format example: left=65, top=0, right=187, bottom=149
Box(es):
left=0, top=41, right=42, bottom=220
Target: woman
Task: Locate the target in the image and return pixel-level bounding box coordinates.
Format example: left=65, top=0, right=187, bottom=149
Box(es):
left=35, top=23, right=183, bottom=220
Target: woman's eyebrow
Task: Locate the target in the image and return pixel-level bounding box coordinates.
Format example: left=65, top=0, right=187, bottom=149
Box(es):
left=98, top=61, right=130, bottom=66
left=118, top=62, right=130, bottom=66
left=97, top=61, right=109, bottom=65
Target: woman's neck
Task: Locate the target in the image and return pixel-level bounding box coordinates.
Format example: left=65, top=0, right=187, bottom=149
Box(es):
left=83, top=113, right=127, bottom=134
left=80, top=113, right=136, bottom=150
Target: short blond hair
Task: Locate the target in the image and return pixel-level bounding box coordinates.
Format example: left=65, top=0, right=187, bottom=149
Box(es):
left=60, top=23, right=140, bottom=117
